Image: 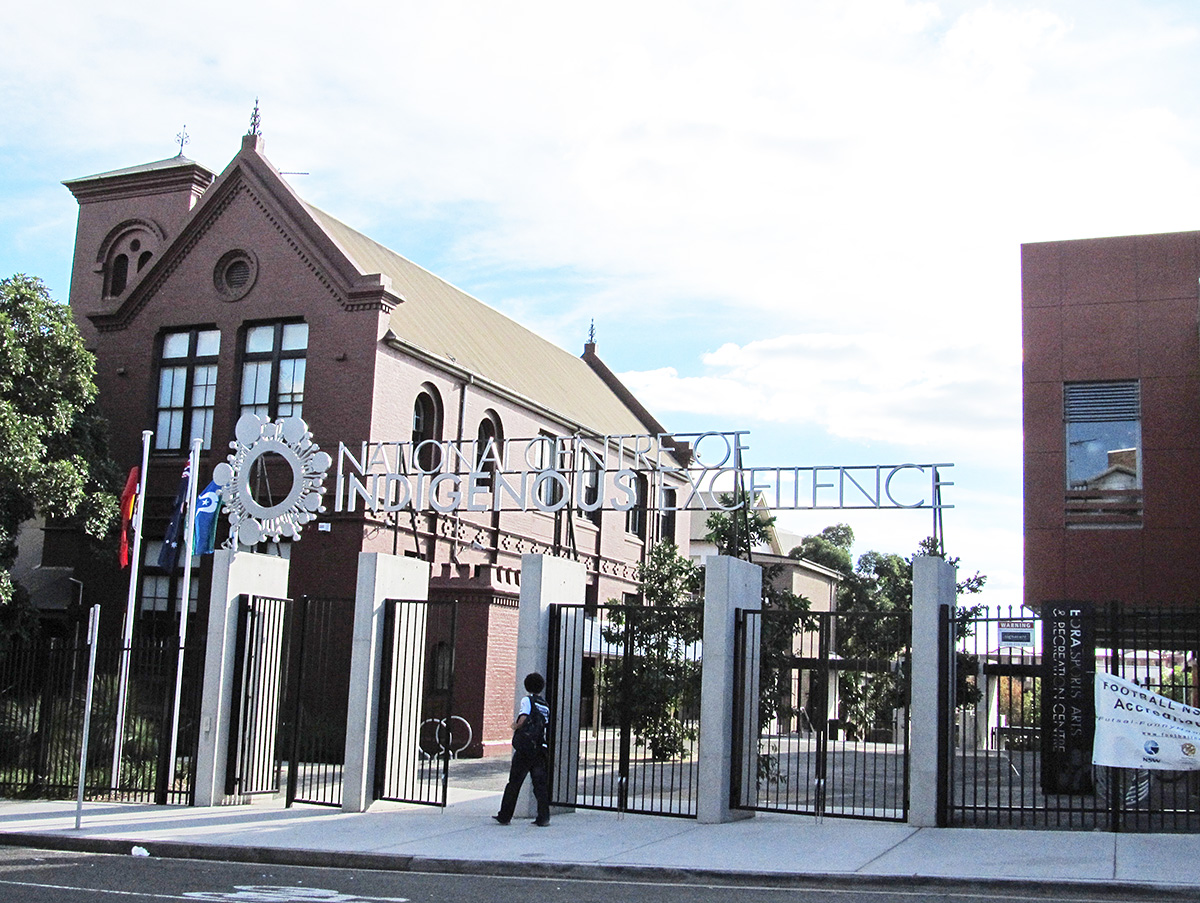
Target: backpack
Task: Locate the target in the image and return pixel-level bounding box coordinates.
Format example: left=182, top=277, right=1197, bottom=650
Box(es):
left=514, top=694, right=549, bottom=755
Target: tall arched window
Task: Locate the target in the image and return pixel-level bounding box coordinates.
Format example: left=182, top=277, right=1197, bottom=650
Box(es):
left=412, top=386, right=443, bottom=472
left=109, top=254, right=130, bottom=296
left=625, top=472, right=649, bottom=539
left=475, top=410, right=503, bottom=488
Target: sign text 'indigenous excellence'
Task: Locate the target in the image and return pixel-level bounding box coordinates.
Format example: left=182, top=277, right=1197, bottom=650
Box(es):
left=331, top=431, right=954, bottom=515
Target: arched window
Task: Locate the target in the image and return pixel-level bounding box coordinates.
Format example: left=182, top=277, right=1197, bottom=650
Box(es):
left=109, top=254, right=129, bottom=296
left=625, top=472, right=649, bottom=539
left=412, top=387, right=443, bottom=472
left=475, top=411, right=503, bottom=488
left=98, top=220, right=163, bottom=299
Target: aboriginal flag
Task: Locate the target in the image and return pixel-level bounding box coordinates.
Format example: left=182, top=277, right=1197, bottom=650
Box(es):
left=118, top=466, right=139, bottom=568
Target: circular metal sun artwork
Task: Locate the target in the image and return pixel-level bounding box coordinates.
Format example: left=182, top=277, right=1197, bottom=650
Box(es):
left=213, top=413, right=332, bottom=546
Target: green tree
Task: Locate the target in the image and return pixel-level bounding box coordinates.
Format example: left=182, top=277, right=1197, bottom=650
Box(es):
left=703, top=490, right=773, bottom=559
left=789, top=523, right=854, bottom=576
left=794, top=526, right=987, bottom=740
left=601, top=541, right=702, bottom=761
left=0, top=275, right=119, bottom=636
left=704, top=495, right=814, bottom=782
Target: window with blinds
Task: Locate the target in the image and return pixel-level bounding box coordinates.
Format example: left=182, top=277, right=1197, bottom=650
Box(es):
left=1064, top=381, right=1141, bottom=525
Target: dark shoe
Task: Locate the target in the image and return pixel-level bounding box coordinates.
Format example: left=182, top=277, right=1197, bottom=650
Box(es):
left=534, top=819, right=550, bottom=827
left=492, top=815, right=510, bottom=825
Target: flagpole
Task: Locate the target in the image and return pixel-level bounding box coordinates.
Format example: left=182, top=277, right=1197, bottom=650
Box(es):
left=166, top=437, right=202, bottom=798
left=111, top=430, right=152, bottom=792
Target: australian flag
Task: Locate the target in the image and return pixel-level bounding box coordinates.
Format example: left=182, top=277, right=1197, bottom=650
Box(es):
left=157, top=463, right=191, bottom=572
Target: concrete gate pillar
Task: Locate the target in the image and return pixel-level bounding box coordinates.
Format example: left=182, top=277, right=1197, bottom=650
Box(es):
left=909, top=554, right=957, bottom=827
left=194, top=551, right=290, bottom=807
left=697, top=555, right=761, bottom=824
left=342, top=552, right=430, bottom=813
left=515, top=553, right=586, bottom=818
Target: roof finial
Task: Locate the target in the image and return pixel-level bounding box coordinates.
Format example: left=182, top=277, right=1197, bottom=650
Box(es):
left=588, top=319, right=596, bottom=345
left=248, top=98, right=262, bottom=137
left=174, top=125, right=190, bottom=157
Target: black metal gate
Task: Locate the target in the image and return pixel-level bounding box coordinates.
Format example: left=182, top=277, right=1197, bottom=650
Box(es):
left=226, top=594, right=291, bottom=797
left=283, top=596, right=353, bottom=807
left=548, top=602, right=703, bottom=818
left=732, top=607, right=910, bottom=821
left=374, top=598, right=459, bottom=807
left=947, top=603, right=1200, bottom=831
left=0, top=626, right=203, bottom=805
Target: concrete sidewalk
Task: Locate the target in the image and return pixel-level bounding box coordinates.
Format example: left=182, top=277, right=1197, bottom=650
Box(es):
left=2, top=786, right=1199, bottom=894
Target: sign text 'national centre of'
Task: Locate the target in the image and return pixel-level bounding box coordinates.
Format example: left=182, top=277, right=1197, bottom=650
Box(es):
left=332, top=431, right=953, bottom=515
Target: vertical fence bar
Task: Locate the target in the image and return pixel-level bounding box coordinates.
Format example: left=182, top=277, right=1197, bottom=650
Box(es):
left=285, top=595, right=308, bottom=807
left=74, top=605, right=101, bottom=829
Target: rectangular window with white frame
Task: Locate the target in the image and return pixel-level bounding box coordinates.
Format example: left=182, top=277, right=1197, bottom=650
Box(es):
left=139, top=540, right=200, bottom=623
left=240, top=321, right=307, bottom=421
left=154, top=327, right=219, bottom=452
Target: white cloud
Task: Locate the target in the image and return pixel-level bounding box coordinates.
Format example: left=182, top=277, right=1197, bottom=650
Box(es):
left=619, top=330, right=1021, bottom=469
left=7, top=0, right=1200, bottom=612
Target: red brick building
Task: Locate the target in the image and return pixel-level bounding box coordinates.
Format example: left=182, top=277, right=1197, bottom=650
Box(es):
left=1022, top=229, right=1200, bottom=608
left=60, top=132, right=689, bottom=754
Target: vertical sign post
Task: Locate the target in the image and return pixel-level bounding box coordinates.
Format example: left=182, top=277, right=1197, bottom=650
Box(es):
left=75, top=603, right=101, bottom=829
left=1041, top=602, right=1096, bottom=794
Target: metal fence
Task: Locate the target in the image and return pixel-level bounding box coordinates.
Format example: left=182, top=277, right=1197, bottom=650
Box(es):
left=0, top=627, right=203, bottom=805
left=375, top=599, right=459, bottom=807
left=948, top=603, right=1200, bottom=832
left=283, top=597, right=353, bottom=808
left=733, top=607, right=910, bottom=821
left=226, top=595, right=291, bottom=798
left=548, top=602, right=703, bottom=818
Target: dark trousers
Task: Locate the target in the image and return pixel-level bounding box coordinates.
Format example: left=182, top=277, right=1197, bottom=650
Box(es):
left=497, top=747, right=550, bottom=822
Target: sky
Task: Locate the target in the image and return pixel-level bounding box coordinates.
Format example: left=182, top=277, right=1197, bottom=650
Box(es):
left=4, top=0, right=1200, bottom=612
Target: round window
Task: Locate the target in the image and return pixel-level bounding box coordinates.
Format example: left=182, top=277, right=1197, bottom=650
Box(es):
left=214, top=250, right=258, bottom=301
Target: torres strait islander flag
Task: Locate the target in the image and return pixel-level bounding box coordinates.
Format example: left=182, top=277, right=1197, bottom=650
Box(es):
left=193, top=480, right=222, bottom=555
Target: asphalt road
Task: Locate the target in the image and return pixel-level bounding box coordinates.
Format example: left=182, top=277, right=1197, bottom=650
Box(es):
left=0, top=847, right=1186, bottom=903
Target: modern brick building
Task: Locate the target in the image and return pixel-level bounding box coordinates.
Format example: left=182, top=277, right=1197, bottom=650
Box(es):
left=1022, top=229, right=1200, bottom=608
left=58, top=131, right=690, bottom=755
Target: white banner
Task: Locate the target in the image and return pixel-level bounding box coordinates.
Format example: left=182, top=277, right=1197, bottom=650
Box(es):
left=1093, top=672, right=1200, bottom=771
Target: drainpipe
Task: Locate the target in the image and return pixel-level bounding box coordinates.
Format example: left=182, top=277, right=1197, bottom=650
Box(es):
left=450, top=376, right=471, bottom=563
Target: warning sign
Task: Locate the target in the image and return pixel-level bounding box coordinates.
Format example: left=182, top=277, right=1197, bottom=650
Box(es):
left=998, top=620, right=1035, bottom=646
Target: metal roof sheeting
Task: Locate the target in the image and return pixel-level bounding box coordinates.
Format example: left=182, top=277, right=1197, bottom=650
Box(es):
left=306, top=203, right=655, bottom=438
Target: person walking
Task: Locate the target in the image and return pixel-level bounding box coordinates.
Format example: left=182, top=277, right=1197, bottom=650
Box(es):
left=493, top=672, right=551, bottom=826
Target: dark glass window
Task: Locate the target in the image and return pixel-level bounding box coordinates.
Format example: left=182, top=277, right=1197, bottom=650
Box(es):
left=1064, top=381, right=1141, bottom=491
left=580, top=448, right=602, bottom=525
left=412, top=388, right=443, bottom=472
left=625, top=472, right=648, bottom=538
left=475, top=412, right=503, bottom=488
left=110, top=254, right=129, bottom=296
left=660, top=487, right=678, bottom=542
left=534, top=432, right=565, bottom=508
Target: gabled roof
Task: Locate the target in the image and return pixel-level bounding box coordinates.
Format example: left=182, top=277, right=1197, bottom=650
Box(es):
left=69, top=134, right=668, bottom=443
left=306, top=203, right=659, bottom=438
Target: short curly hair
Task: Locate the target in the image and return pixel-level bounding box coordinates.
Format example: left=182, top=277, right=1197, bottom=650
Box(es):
left=523, top=672, right=545, bottom=694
